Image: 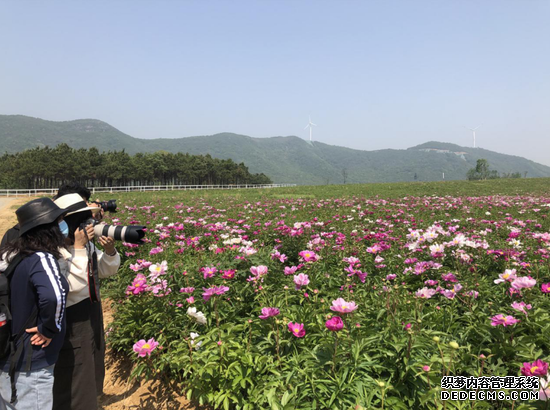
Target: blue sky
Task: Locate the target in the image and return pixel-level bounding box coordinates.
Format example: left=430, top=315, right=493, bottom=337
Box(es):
left=1, top=0, right=549, bottom=165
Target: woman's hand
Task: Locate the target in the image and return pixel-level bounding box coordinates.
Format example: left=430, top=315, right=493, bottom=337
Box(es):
left=88, top=200, right=105, bottom=221
left=74, top=225, right=94, bottom=249
left=25, top=327, right=52, bottom=348
left=99, top=236, right=116, bottom=256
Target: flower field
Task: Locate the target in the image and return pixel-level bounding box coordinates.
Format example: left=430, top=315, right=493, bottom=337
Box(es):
left=104, top=180, right=550, bottom=409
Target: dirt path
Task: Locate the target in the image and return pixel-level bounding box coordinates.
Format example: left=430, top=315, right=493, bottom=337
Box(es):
left=0, top=197, right=25, bottom=236
left=0, top=198, right=198, bottom=410
left=99, top=302, right=197, bottom=410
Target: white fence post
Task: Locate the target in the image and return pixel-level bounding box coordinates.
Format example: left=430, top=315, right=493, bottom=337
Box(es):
left=0, top=184, right=296, bottom=197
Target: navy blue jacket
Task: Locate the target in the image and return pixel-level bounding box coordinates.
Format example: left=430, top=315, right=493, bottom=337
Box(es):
left=1, top=252, right=69, bottom=372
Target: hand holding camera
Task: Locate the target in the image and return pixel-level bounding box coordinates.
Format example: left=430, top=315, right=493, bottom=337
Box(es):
left=98, top=236, right=116, bottom=255
left=74, top=224, right=94, bottom=249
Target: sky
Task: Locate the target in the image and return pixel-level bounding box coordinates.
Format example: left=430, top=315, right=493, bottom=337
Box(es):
left=1, top=0, right=549, bottom=165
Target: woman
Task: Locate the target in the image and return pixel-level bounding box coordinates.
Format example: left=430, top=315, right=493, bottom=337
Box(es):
left=0, top=198, right=69, bottom=409
left=52, top=194, right=120, bottom=410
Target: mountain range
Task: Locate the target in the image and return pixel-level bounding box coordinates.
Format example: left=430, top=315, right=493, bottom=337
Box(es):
left=1, top=114, right=549, bottom=185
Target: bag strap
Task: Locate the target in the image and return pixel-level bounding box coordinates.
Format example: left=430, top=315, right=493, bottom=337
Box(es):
left=2, top=253, right=24, bottom=280
left=87, top=244, right=100, bottom=303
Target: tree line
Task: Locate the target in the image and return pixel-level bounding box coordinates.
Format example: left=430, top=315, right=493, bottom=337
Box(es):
left=466, top=159, right=524, bottom=181
left=0, top=144, right=272, bottom=189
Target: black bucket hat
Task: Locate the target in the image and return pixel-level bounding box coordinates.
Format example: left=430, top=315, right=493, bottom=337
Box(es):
left=16, top=198, right=68, bottom=237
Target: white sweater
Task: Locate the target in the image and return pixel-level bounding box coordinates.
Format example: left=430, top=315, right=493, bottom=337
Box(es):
left=58, top=243, right=120, bottom=307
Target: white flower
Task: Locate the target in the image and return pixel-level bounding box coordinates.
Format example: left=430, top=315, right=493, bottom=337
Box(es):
left=187, top=307, right=207, bottom=325
left=424, top=230, right=438, bottom=242
left=429, top=243, right=445, bottom=254
left=539, top=377, right=550, bottom=401
left=190, top=332, right=202, bottom=350
left=239, top=246, right=257, bottom=256
left=451, top=234, right=467, bottom=247
left=415, top=287, right=437, bottom=299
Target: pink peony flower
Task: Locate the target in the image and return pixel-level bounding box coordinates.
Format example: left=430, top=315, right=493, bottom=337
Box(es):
left=130, top=263, right=144, bottom=272
left=221, top=269, right=236, bottom=280
left=511, top=301, right=532, bottom=315
left=284, top=266, right=299, bottom=276
left=202, top=286, right=230, bottom=301
left=259, top=307, right=280, bottom=319
left=442, top=284, right=463, bottom=299
left=441, top=273, right=458, bottom=283
left=149, top=246, right=164, bottom=255
left=148, top=261, right=168, bottom=280
left=288, top=322, right=306, bottom=337
left=179, top=287, right=195, bottom=294
left=250, top=265, right=268, bottom=276
left=133, top=338, right=159, bottom=357
left=542, top=283, right=550, bottom=293
left=325, top=316, right=344, bottom=332
left=200, top=266, right=217, bottom=279
left=186, top=296, right=195, bottom=304
left=520, top=359, right=549, bottom=377
left=415, top=287, right=437, bottom=299
left=271, top=251, right=288, bottom=263
left=299, top=250, right=320, bottom=262
left=126, top=273, right=148, bottom=295
left=490, top=314, right=520, bottom=327
left=342, top=257, right=360, bottom=266
left=330, top=298, right=358, bottom=314
left=494, top=269, right=517, bottom=284
left=511, top=276, right=537, bottom=290
left=293, top=273, right=310, bottom=289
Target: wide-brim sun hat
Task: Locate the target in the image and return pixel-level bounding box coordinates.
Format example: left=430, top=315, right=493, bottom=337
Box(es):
left=17, top=198, right=69, bottom=236
left=54, top=193, right=101, bottom=216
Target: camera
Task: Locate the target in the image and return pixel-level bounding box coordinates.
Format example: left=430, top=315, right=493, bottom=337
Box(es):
left=79, top=218, right=146, bottom=244
left=93, top=199, right=117, bottom=213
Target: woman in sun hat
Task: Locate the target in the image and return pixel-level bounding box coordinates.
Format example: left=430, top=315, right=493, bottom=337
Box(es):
left=52, top=193, right=120, bottom=410
left=0, top=198, right=70, bottom=409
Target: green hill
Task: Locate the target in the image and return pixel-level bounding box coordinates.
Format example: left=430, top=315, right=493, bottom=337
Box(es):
left=1, top=114, right=549, bottom=184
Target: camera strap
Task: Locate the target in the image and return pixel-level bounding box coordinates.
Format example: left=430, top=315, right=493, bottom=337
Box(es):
left=87, top=244, right=100, bottom=303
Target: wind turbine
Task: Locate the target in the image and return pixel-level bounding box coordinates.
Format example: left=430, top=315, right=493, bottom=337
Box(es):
left=465, top=125, right=481, bottom=148
left=304, top=117, right=316, bottom=142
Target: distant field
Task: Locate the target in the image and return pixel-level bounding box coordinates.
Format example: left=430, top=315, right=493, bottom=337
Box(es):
left=102, top=177, right=550, bottom=204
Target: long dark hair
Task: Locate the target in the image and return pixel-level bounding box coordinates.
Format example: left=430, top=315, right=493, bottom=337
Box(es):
left=64, top=210, right=93, bottom=245
left=0, top=221, right=66, bottom=260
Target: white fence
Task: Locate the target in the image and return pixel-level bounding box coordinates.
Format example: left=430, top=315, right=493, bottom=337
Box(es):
left=0, top=184, right=297, bottom=197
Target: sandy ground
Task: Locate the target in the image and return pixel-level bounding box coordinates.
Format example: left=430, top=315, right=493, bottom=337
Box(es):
left=0, top=198, right=200, bottom=410
left=99, top=302, right=197, bottom=410
left=0, top=197, right=23, bottom=235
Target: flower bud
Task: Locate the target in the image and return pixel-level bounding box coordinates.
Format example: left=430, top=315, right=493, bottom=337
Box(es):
left=377, top=381, right=385, bottom=388
left=449, top=341, right=459, bottom=350
left=433, top=336, right=440, bottom=343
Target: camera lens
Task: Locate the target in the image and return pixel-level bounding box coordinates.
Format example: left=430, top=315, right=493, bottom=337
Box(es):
left=100, top=200, right=117, bottom=213
left=93, top=224, right=146, bottom=244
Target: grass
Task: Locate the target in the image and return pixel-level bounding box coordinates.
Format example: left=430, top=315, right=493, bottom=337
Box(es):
left=100, top=178, right=550, bottom=205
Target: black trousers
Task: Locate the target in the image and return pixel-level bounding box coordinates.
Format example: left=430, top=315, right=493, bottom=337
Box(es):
left=53, top=298, right=105, bottom=410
